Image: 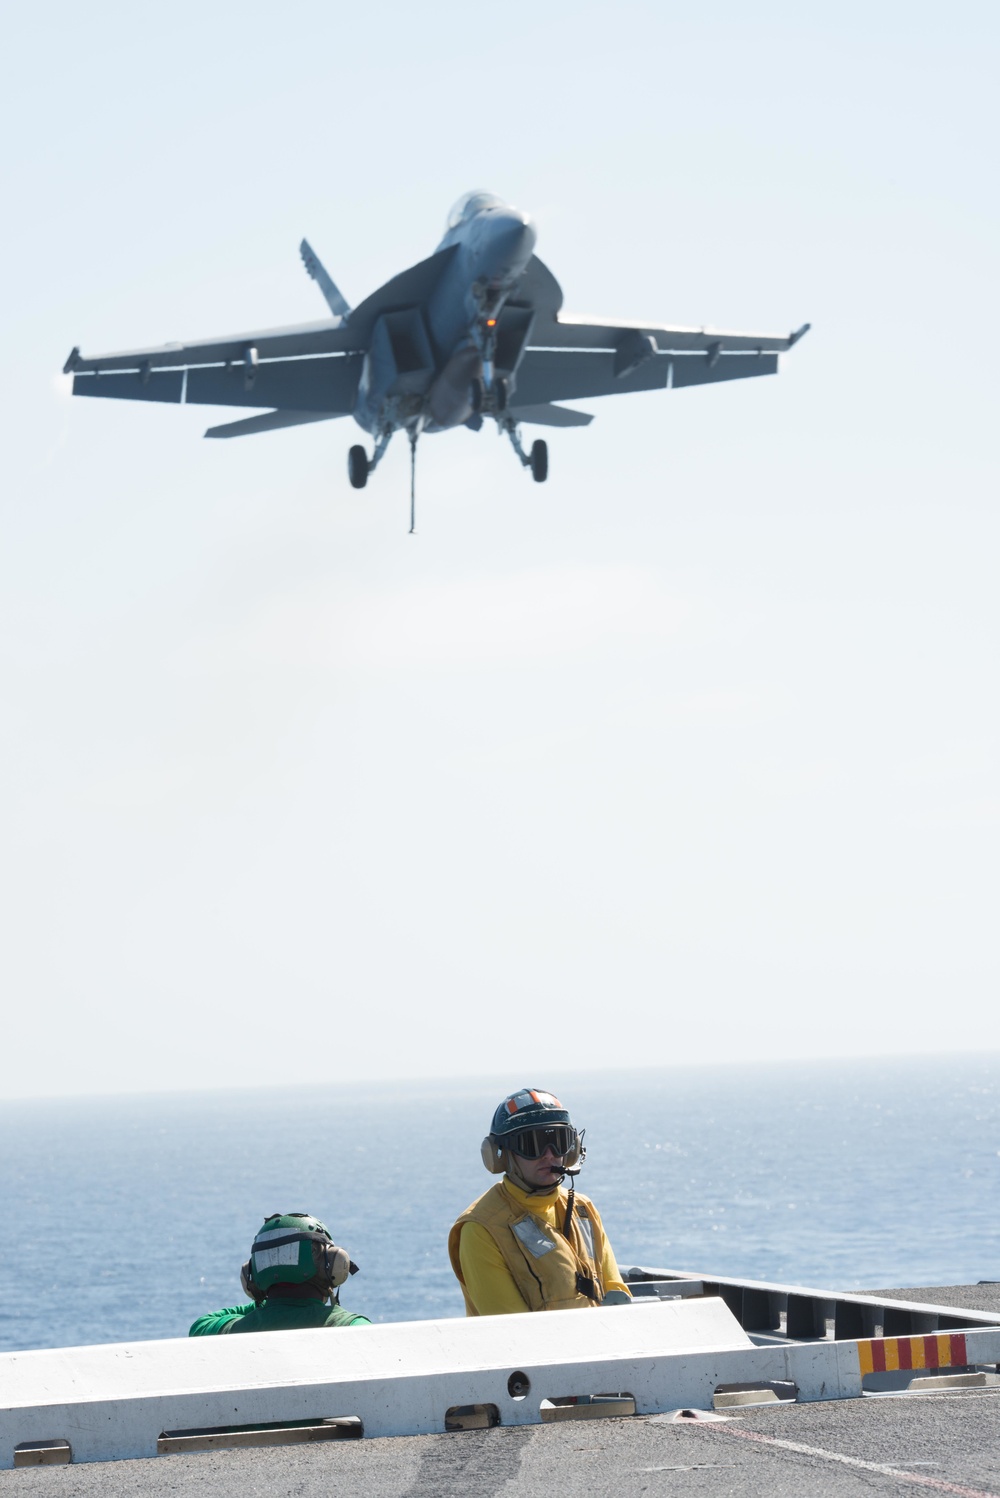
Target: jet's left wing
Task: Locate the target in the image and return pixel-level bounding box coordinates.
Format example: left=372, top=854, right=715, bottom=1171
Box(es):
left=508, top=257, right=808, bottom=407
left=512, top=348, right=782, bottom=408
left=529, top=314, right=810, bottom=358
left=515, top=256, right=809, bottom=362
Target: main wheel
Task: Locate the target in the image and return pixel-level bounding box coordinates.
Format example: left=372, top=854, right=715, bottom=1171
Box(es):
left=348, top=445, right=369, bottom=490
left=494, top=376, right=509, bottom=414
left=469, top=376, right=485, bottom=415
left=530, top=439, right=548, bottom=483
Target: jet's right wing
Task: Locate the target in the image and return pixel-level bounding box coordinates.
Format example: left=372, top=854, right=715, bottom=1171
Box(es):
left=64, top=318, right=364, bottom=377
left=69, top=352, right=366, bottom=422
left=63, top=244, right=461, bottom=423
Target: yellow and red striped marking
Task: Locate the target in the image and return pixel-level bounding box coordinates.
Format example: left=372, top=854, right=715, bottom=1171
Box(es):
left=857, top=1333, right=968, bottom=1375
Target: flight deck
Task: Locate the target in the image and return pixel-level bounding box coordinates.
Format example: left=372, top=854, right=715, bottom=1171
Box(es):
left=3, top=1281, right=998, bottom=1497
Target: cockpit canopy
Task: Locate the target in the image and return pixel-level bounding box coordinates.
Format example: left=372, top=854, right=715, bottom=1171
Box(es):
left=445, top=191, right=505, bottom=231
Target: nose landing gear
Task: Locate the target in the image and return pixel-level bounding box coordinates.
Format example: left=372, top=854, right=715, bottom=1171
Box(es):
left=470, top=373, right=509, bottom=418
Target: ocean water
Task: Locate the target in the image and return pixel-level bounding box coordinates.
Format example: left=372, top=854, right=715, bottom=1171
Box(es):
left=1, top=1055, right=998, bottom=1354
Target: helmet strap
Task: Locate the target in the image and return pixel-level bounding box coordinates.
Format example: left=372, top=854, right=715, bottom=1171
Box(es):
left=502, top=1149, right=553, bottom=1195
left=503, top=1150, right=571, bottom=1196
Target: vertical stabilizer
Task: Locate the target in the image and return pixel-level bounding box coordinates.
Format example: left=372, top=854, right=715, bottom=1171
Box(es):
left=299, top=240, right=351, bottom=320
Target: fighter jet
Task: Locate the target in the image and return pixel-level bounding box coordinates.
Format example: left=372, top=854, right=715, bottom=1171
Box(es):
left=64, top=192, right=809, bottom=529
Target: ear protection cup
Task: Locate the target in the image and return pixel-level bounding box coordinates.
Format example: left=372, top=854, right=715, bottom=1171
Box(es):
left=320, top=1242, right=353, bottom=1290
left=564, top=1128, right=585, bottom=1170
left=481, top=1135, right=506, bottom=1174
left=240, top=1259, right=265, bottom=1305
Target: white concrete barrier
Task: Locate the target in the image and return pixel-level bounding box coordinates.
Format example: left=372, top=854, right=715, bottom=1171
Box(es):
left=3, top=1300, right=999, bottom=1468
left=1, top=1298, right=750, bottom=1466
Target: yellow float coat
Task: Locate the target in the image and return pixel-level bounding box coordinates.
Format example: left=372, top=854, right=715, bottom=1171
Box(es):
left=449, top=1177, right=631, bottom=1316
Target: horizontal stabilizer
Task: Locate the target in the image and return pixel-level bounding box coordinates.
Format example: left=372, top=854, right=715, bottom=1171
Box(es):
left=513, top=402, right=594, bottom=427
left=204, top=409, right=341, bottom=439
left=300, top=239, right=351, bottom=320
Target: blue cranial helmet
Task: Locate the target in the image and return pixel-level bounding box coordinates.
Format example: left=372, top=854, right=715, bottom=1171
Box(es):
left=481, top=1089, right=583, bottom=1176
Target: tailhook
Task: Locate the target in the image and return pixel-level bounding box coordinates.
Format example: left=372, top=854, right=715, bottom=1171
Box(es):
left=409, top=429, right=418, bottom=535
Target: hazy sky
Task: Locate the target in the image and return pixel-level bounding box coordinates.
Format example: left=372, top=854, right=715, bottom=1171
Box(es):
left=2, top=1, right=997, bottom=1099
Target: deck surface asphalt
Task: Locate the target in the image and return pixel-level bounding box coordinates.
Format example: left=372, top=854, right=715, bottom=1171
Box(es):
left=4, top=1285, right=1000, bottom=1498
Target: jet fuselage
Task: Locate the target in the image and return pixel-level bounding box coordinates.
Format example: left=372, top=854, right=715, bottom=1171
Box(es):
left=353, top=193, right=536, bottom=437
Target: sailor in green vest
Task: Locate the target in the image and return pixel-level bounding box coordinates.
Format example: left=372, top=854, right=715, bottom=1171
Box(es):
left=449, top=1088, right=632, bottom=1315
left=189, top=1212, right=370, bottom=1335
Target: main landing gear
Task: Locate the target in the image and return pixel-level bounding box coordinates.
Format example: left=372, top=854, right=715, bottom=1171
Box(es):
left=347, top=427, right=394, bottom=490
left=347, top=403, right=547, bottom=540
left=347, top=445, right=368, bottom=488
left=348, top=424, right=423, bottom=532
left=473, top=317, right=545, bottom=482
left=530, top=438, right=548, bottom=482
left=499, top=412, right=548, bottom=483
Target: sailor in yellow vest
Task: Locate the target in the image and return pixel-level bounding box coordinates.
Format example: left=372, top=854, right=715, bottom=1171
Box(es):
left=449, top=1088, right=632, bottom=1315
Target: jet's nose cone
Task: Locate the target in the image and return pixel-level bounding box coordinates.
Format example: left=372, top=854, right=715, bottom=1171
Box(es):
left=489, top=208, right=537, bottom=264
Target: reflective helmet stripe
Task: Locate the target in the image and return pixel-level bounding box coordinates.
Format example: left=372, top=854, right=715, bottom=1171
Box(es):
left=506, top=1088, right=562, bottom=1115
left=252, top=1229, right=331, bottom=1251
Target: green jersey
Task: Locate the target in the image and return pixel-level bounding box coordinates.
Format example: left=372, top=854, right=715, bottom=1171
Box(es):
left=189, top=1298, right=370, bottom=1336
